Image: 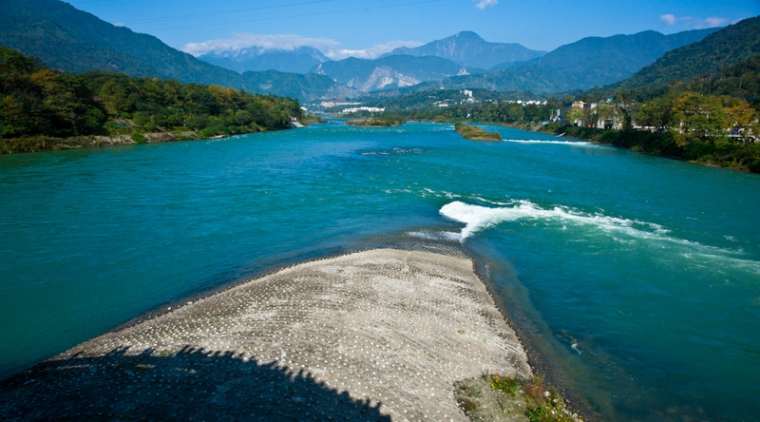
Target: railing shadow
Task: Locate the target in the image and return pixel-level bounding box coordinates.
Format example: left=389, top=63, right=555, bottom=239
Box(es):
left=0, top=346, right=390, bottom=421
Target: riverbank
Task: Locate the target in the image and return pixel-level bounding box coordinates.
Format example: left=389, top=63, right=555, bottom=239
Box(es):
left=401, top=117, right=760, bottom=174
left=0, top=248, right=564, bottom=421
left=0, top=132, right=197, bottom=154
left=531, top=124, right=760, bottom=174
left=0, top=124, right=306, bottom=155
left=550, top=125, right=760, bottom=173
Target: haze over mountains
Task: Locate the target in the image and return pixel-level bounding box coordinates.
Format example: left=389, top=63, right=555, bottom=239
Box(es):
left=0, top=0, right=749, bottom=102
left=314, top=55, right=470, bottom=92
left=193, top=30, right=540, bottom=93
left=199, top=46, right=329, bottom=74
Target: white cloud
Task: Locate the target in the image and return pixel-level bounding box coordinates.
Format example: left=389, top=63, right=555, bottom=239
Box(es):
left=703, top=17, right=728, bottom=27
left=659, top=13, right=729, bottom=29
left=325, top=40, right=422, bottom=60
left=474, top=0, right=497, bottom=10
left=183, top=34, right=340, bottom=56
left=183, top=33, right=421, bottom=60
left=660, top=13, right=677, bottom=26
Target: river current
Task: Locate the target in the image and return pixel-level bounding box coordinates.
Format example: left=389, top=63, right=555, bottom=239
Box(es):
left=1, top=121, right=758, bottom=420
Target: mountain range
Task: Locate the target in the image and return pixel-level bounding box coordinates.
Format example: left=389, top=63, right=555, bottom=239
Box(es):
left=0, top=0, right=344, bottom=101
left=240, top=70, right=350, bottom=101
left=409, top=28, right=718, bottom=94
left=615, top=16, right=760, bottom=96
left=199, top=46, right=329, bottom=74
left=315, top=55, right=470, bottom=92
left=0, top=0, right=746, bottom=102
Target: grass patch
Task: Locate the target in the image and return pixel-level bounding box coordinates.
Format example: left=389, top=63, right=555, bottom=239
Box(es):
left=489, top=374, right=521, bottom=396
left=455, top=374, right=582, bottom=422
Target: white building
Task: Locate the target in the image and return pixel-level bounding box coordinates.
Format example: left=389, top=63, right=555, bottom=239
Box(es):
left=339, top=106, right=385, bottom=115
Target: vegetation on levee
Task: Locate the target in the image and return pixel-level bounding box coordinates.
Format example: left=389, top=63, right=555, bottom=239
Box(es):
left=0, top=46, right=303, bottom=154
left=455, top=374, right=582, bottom=422
left=345, top=117, right=406, bottom=127
left=553, top=125, right=760, bottom=173
left=455, top=122, right=502, bottom=142
left=562, top=88, right=760, bottom=172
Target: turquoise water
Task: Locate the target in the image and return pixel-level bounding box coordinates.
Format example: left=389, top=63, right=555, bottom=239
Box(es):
left=1, top=122, right=758, bottom=420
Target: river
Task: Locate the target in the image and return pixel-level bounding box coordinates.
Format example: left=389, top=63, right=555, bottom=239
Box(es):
left=1, top=121, right=758, bottom=420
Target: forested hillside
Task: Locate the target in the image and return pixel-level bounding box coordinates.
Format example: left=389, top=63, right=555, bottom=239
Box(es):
left=616, top=16, right=760, bottom=97
left=685, top=55, right=760, bottom=107
left=0, top=47, right=302, bottom=153
left=0, top=0, right=341, bottom=101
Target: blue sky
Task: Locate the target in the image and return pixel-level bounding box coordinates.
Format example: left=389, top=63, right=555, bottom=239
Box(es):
left=68, top=0, right=759, bottom=57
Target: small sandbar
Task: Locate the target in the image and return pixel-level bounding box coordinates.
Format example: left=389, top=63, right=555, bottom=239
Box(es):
left=0, top=249, right=531, bottom=420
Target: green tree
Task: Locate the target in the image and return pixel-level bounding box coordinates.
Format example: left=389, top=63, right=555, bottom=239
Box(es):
left=567, top=108, right=584, bottom=126
left=636, top=96, right=674, bottom=132
left=671, top=92, right=727, bottom=145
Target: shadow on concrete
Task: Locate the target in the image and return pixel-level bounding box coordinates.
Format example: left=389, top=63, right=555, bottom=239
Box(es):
left=0, top=346, right=390, bottom=421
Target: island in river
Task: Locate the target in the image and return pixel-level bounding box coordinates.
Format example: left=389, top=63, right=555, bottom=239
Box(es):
left=455, top=122, right=503, bottom=142
left=346, top=117, right=407, bottom=127
left=0, top=249, right=580, bottom=421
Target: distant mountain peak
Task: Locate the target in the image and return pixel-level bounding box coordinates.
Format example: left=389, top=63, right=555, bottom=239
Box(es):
left=454, top=31, right=484, bottom=41
left=386, top=31, right=544, bottom=69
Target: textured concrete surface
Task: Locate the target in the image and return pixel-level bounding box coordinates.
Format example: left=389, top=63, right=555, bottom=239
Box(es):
left=0, top=249, right=531, bottom=421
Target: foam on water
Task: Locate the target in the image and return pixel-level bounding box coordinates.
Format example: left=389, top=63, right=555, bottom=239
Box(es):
left=422, top=188, right=460, bottom=199
left=407, top=231, right=461, bottom=242
left=440, top=200, right=664, bottom=240
left=439, top=201, right=760, bottom=273
left=360, top=147, right=423, bottom=157
left=503, top=139, right=597, bottom=147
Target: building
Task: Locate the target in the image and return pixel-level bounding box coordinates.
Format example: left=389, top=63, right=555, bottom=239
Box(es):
left=550, top=108, right=562, bottom=123
left=339, top=106, right=385, bottom=114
